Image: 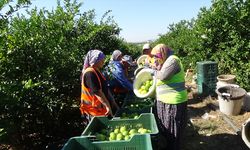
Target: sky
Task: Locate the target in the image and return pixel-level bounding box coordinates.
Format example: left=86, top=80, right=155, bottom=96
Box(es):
left=10, top=0, right=212, bottom=43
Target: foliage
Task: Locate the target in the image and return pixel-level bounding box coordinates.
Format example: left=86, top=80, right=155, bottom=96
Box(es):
left=155, top=19, right=201, bottom=69
left=1, top=0, right=249, bottom=149
left=194, top=0, right=250, bottom=90
left=156, top=0, right=250, bottom=90
left=0, top=0, right=125, bottom=149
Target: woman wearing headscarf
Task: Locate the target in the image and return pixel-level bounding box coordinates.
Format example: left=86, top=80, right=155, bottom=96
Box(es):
left=151, top=44, right=187, bottom=150
left=80, top=50, right=119, bottom=125
left=108, top=50, right=133, bottom=93
left=142, top=43, right=152, bottom=67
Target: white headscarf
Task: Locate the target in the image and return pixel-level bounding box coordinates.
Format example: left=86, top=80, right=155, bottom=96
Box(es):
left=111, top=50, right=122, bottom=61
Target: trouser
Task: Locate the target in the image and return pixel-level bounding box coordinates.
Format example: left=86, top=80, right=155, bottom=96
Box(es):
left=153, top=100, right=187, bottom=150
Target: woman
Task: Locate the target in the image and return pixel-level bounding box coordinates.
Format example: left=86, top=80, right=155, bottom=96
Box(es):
left=80, top=50, right=119, bottom=125
left=142, top=43, right=152, bottom=67
left=151, top=44, right=188, bottom=150
left=108, top=50, right=133, bottom=93
left=121, top=55, right=136, bottom=81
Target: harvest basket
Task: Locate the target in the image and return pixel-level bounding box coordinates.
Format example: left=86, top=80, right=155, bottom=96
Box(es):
left=133, top=69, right=156, bottom=98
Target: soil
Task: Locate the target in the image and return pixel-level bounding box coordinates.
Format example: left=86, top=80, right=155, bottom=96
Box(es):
left=183, top=72, right=250, bottom=150
left=183, top=95, right=250, bottom=150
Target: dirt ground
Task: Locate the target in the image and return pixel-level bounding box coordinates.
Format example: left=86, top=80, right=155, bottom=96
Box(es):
left=183, top=73, right=250, bottom=150
left=183, top=95, right=250, bottom=150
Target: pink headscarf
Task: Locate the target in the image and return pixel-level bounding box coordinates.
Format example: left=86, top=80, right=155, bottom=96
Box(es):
left=150, top=44, right=172, bottom=70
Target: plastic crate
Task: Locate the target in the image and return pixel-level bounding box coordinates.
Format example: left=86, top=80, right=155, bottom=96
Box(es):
left=124, top=97, right=153, bottom=109
left=62, top=134, right=153, bottom=150
left=197, top=61, right=218, bottom=75
left=197, top=82, right=217, bottom=96
left=82, top=113, right=158, bottom=136
left=114, top=108, right=152, bottom=118
left=115, top=98, right=154, bottom=117
left=197, top=74, right=217, bottom=84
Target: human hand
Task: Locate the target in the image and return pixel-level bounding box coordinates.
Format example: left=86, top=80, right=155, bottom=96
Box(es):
left=105, top=106, right=113, bottom=117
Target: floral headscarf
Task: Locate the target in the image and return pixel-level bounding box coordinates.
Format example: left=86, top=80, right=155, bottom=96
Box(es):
left=83, top=50, right=105, bottom=71
left=150, top=44, right=173, bottom=70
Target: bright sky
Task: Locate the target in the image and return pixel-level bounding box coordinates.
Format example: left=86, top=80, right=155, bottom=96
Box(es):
left=16, top=0, right=212, bottom=43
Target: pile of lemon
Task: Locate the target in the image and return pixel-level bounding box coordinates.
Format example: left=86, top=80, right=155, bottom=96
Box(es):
left=95, top=124, right=151, bottom=141
left=138, top=79, right=153, bottom=94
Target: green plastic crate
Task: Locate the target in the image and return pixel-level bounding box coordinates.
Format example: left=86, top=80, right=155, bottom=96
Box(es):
left=197, top=82, right=217, bottom=96
left=197, top=74, right=217, bottom=84
left=123, top=97, right=154, bottom=107
left=114, top=98, right=154, bottom=117
left=62, top=134, right=153, bottom=150
left=197, top=61, right=218, bottom=75
left=114, top=108, right=152, bottom=118
left=82, top=113, right=158, bottom=136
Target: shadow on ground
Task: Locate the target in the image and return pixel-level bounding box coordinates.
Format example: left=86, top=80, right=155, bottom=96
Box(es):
left=183, top=96, right=249, bottom=150
left=183, top=121, right=249, bottom=150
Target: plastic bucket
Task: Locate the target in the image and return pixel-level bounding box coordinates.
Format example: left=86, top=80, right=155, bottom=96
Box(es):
left=134, top=67, right=144, bottom=76
left=216, top=86, right=246, bottom=115
left=242, top=118, right=250, bottom=148
left=216, top=74, right=236, bottom=89
left=133, top=68, right=156, bottom=98
left=243, top=92, right=250, bottom=111
left=136, top=55, right=148, bottom=67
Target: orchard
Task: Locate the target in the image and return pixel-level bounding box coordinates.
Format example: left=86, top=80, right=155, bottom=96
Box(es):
left=0, top=0, right=249, bottom=149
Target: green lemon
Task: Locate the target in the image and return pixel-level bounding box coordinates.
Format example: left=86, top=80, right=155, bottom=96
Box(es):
left=140, top=129, right=148, bottom=134
left=96, top=133, right=106, bottom=141
left=122, top=130, right=129, bottom=136
left=109, top=132, right=116, bottom=140
left=120, top=126, right=127, bottom=133
left=129, top=129, right=137, bottom=136
left=116, top=133, right=123, bottom=141
left=124, top=135, right=130, bottom=140
left=114, top=128, right=120, bottom=134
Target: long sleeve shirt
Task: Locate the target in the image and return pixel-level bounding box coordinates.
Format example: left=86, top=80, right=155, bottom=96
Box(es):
left=109, top=60, right=133, bottom=91
left=156, top=55, right=181, bottom=80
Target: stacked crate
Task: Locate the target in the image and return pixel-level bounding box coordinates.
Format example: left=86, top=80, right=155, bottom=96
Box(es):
left=61, top=113, right=158, bottom=150
left=197, top=61, right=218, bottom=96
left=61, top=93, right=158, bottom=150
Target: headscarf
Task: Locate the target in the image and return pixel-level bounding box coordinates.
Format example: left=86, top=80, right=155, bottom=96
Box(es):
left=122, top=55, right=136, bottom=66
left=150, top=44, right=173, bottom=69
left=111, top=50, right=122, bottom=61
left=83, top=50, right=105, bottom=70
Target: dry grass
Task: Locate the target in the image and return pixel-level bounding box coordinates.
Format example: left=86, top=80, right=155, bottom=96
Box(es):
left=183, top=73, right=250, bottom=150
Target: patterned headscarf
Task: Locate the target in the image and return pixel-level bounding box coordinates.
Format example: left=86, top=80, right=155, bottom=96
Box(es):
left=83, top=50, right=105, bottom=70
left=150, top=44, right=173, bottom=69
left=111, top=50, right=122, bottom=61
